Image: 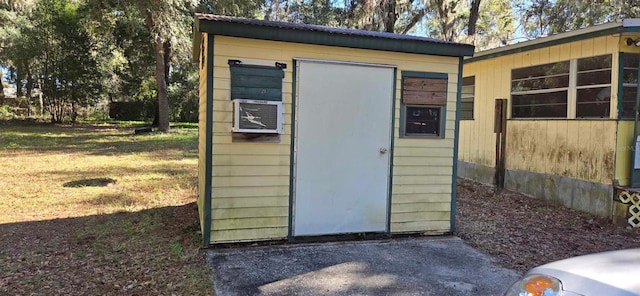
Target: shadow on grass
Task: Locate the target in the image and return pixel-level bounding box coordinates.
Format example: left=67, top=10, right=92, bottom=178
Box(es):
left=49, top=167, right=194, bottom=181
left=0, top=203, right=210, bottom=295
left=80, top=193, right=143, bottom=208
left=0, top=122, right=198, bottom=155
left=63, top=178, right=117, bottom=188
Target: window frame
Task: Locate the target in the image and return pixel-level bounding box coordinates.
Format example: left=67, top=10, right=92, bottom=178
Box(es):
left=509, top=54, right=613, bottom=119
left=400, top=104, right=446, bottom=138
left=620, top=52, right=640, bottom=119
left=575, top=54, right=612, bottom=118
left=399, top=71, right=448, bottom=139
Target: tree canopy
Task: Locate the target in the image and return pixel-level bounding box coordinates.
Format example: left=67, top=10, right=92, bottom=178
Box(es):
left=0, top=0, right=637, bottom=124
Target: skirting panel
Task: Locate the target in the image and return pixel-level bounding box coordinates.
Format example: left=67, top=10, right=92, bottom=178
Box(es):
left=458, top=161, right=613, bottom=218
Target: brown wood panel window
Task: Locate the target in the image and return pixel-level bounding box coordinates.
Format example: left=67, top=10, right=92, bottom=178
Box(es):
left=401, top=74, right=447, bottom=138
left=402, top=78, right=448, bottom=105
left=461, top=76, right=475, bottom=120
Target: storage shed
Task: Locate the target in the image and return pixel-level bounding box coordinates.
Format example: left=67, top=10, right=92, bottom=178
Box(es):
left=192, top=14, right=474, bottom=245
left=458, top=20, right=640, bottom=226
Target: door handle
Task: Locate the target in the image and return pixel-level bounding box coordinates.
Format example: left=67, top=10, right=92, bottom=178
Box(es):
left=379, top=148, right=388, bottom=154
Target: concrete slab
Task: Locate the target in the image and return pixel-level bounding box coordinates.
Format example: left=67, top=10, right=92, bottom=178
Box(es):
left=207, top=236, right=520, bottom=296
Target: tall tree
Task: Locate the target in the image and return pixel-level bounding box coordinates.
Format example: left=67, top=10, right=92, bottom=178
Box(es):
left=517, top=0, right=640, bottom=39
left=135, top=0, right=198, bottom=131
left=467, top=0, right=481, bottom=37
left=474, top=0, right=513, bottom=48
left=263, top=0, right=429, bottom=34
left=30, top=0, right=103, bottom=122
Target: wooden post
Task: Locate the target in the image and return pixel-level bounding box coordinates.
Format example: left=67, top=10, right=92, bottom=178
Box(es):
left=494, top=99, right=507, bottom=189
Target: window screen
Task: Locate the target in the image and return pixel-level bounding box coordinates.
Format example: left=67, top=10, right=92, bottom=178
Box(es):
left=511, top=61, right=570, bottom=118
left=621, top=53, right=640, bottom=119
left=461, top=76, right=475, bottom=120
left=576, top=55, right=611, bottom=118
left=404, top=106, right=441, bottom=136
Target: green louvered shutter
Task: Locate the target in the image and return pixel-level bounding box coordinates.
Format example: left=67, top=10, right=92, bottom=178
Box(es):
left=230, top=64, right=284, bottom=101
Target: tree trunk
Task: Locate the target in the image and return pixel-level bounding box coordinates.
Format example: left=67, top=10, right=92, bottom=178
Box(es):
left=71, top=101, right=77, bottom=122
left=0, top=69, right=4, bottom=106
left=16, top=65, right=24, bottom=98
left=153, top=39, right=170, bottom=131
left=467, top=0, right=482, bottom=42
left=26, top=70, right=33, bottom=117
left=380, top=0, right=397, bottom=33
left=163, top=41, right=171, bottom=86
left=144, top=12, right=170, bottom=132
left=401, top=8, right=428, bottom=34
left=38, top=78, right=44, bottom=115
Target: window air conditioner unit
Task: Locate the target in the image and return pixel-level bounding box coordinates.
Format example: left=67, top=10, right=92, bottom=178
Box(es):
left=232, top=99, right=284, bottom=134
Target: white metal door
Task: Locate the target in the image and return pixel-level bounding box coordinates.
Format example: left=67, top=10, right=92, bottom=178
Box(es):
left=293, top=60, right=394, bottom=236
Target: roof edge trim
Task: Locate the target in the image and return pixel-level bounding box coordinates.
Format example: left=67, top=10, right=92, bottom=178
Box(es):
left=194, top=15, right=474, bottom=58
left=465, top=21, right=626, bottom=63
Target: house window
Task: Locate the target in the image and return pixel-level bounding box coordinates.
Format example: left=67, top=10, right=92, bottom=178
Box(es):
left=400, top=73, right=447, bottom=138
left=621, top=53, right=640, bottom=119
left=576, top=55, right=611, bottom=118
left=461, top=76, right=474, bottom=120
left=511, top=61, right=570, bottom=118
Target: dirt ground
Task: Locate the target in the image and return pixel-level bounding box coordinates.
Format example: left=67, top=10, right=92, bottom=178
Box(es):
left=455, top=178, right=640, bottom=273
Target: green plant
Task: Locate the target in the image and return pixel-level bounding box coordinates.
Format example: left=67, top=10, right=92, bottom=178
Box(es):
left=170, top=241, right=183, bottom=258
left=0, top=105, right=16, bottom=120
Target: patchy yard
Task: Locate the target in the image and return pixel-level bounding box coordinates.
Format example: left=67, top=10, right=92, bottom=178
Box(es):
left=4, top=121, right=640, bottom=295
left=0, top=121, right=211, bottom=295
left=456, top=178, right=640, bottom=273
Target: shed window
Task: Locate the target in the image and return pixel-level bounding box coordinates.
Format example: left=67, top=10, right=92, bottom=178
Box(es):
left=404, top=106, right=441, bottom=136
left=461, top=76, right=474, bottom=120
left=229, top=61, right=284, bottom=101
left=621, top=53, right=640, bottom=119
left=400, top=74, right=447, bottom=138
left=511, top=61, right=570, bottom=118
left=576, top=55, right=611, bottom=118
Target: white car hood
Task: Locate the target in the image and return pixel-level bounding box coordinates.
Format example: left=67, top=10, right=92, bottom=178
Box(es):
left=528, top=249, right=640, bottom=296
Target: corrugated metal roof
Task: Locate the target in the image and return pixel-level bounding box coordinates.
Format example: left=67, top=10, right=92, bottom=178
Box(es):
left=196, top=14, right=461, bottom=46
left=466, top=19, right=640, bottom=63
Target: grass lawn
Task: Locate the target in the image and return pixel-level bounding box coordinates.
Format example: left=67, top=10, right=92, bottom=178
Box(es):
left=0, top=121, right=212, bottom=295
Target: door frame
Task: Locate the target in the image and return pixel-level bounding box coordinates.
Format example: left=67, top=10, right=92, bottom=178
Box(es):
left=287, top=58, right=398, bottom=240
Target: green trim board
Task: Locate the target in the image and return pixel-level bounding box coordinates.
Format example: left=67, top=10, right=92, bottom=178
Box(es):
left=618, top=52, right=625, bottom=119
left=401, top=71, right=448, bottom=79
left=632, top=57, right=640, bottom=187
left=386, top=68, right=397, bottom=235
left=202, top=35, right=214, bottom=246
left=451, top=57, right=463, bottom=232
left=288, top=60, right=297, bottom=241
left=194, top=15, right=474, bottom=59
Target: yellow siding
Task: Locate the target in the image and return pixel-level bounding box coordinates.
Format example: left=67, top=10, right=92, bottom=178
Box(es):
left=461, top=35, right=621, bottom=184
left=197, top=33, right=208, bottom=234
left=507, top=120, right=616, bottom=183
left=613, top=33, right=640, bottom=186
left=209, top=35, right=459, bottom=242
left=616, top=121, right=634, bottom=186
